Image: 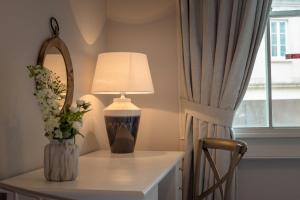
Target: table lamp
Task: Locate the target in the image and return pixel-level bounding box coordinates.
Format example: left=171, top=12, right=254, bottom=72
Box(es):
left=92, top=52, right=154, bottom=153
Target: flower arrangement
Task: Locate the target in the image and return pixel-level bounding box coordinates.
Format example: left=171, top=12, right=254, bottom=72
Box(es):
left=27, top=65, right=91, bottom=141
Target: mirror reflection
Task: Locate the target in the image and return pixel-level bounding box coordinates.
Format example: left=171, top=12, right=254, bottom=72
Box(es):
left=43, top=47, right=67, bottom=108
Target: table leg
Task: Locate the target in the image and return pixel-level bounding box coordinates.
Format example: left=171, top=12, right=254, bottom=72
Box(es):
left=143, top=186, right=158, bottom=200
left=158, top=161, right=182, bottom=200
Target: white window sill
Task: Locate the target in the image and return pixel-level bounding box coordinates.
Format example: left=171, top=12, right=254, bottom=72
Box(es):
left=234, top=127, right=300, bottom=138
left=234, top=128, right=300, bottom=159
left=271, top=59, right=292, bottom=63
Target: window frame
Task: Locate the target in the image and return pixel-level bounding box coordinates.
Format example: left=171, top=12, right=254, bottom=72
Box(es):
left=270, top=19, right=287, bottom=60
left=234, top=9, right=300, bottom=136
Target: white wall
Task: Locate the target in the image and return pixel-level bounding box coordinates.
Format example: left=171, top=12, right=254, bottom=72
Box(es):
left=234, top=136, right=300, bottom=199
left=237, top=158, right=300, bottom=200
left=0, top=0, right=108, bottom=179
left=105, top=0, right=180, bottom=151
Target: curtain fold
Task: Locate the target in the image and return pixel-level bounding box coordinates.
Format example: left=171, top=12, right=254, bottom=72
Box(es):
left=179, top=0, right=272, bottom=199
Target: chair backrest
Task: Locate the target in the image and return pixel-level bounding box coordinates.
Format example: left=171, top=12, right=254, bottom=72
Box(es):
left=194, top=138, right=247, bottom=200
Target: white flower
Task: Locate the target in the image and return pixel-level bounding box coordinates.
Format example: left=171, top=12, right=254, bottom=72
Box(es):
left=44, top=116, right=60, bottom=133
left=72, top=121, right=82, bottom=131
left=36, top=74, right=46, bottom=82
left=76, top=100, right=85, bottom=106
left=70, top=106, right=79, bottom=113
left=46, top=132, right=54, bottom=140
left=54, top=129, right=63, bottom=139
left=28, top=65, right=90, bottom=140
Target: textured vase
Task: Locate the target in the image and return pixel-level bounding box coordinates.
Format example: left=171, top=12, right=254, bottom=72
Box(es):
left=44, top=139, right=79, bottom=182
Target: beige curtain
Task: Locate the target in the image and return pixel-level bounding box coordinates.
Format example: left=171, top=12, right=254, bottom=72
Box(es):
left=180, top=0, right=272, bottom=200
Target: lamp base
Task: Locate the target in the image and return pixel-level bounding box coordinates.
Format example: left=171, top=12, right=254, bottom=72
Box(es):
left=104, top=95, right=141, bottom=153
left=105, top=116, right=140, bottom=153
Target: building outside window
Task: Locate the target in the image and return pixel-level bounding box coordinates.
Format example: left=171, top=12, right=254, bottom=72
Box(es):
left=233, top=0, right=300, bottom=129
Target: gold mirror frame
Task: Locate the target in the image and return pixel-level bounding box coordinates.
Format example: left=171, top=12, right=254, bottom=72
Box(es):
left=37, top=18, right=74, bottom=112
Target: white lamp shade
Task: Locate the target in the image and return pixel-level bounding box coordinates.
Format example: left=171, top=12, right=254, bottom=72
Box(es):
left=92, top=52, right=154, bottom=94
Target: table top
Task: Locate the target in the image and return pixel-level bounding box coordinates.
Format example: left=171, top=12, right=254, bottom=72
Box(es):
left=1, top=150, right=184, bottom=199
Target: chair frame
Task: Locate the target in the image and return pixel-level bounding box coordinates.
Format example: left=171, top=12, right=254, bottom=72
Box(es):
left=194, top=138, right=247, bottom=200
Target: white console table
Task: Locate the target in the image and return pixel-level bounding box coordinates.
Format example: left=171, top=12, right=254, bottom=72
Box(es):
left=1, top=151, right=184, bottom=200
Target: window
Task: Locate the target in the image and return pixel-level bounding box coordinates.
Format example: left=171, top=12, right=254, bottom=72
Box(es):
left=233, top=0, right=300, bottom=129
left=270, top=20, right=287, bottom=59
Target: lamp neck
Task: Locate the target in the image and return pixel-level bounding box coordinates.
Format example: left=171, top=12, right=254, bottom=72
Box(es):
left=114, top=93, right=131, bottom=103
left=120, top=93, right=126, bottom=99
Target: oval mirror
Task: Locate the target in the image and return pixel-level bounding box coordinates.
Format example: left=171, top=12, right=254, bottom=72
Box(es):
left=43, top=47, right=68, bottom=109
left=37, top=18, right=74, bottom=112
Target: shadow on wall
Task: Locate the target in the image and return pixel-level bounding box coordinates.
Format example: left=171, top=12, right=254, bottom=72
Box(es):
left=76, top=94, right=110, bottom=155
left=107, top=0, right=175, bottom=24
left=105, top=0, right=180, bottom=151
left=68, top=0, right=109, bottom=153
left=0, top=0, right=107, bottom=179
left=1, top=100, right=29, bottom=179
left=0, top=65, right=49, bottom=179
left=69, top=0, right=106, bottom=46
left=105, top=0, right=179, bottom=113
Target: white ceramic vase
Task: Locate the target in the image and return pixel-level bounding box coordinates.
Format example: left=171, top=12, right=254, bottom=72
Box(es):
left=44, top=139, right=79, bottom=182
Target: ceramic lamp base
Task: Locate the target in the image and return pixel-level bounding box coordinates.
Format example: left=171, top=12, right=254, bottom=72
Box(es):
left=104, top=95, right=141, bottom=153
left=105, top=116, right=140, bottom=153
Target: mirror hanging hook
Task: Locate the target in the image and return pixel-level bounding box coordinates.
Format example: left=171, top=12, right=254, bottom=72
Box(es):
left=50, top=17, right=60, bottom=37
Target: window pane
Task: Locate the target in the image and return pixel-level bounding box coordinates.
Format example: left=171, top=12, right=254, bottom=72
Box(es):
left=234, top=0, right=300, bottom=129
left=272, top=46, right=278, bottom=57
left=271, top=22, right=276, bottom=33
left=233, top=34, right=268, bottom=127
left=272, top=16, right=300, bottom=126
left=280, top=46, right=286, bottom=56
left=280, top=22, right=285, bottom=33
left=271, top=34, right=277, bottom=45
left=280, top=34, right=285, bottom=45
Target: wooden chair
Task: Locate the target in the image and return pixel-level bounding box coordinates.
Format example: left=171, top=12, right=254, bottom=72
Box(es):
left=194, top=138, right=247, bottom=200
